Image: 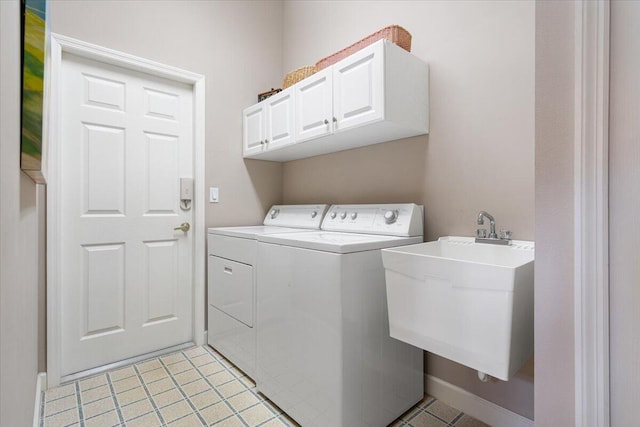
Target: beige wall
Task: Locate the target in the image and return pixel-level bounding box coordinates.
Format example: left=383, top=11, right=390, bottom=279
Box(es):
left=49, top=0, right=285, bottom=229
left=281, top=0, right=535, bottom=419
left=0, top=0, right=42, bottom=425
left=609, top=0, right=640, bottom=423
left=534, top=1, right=575, bottom=425
left=282, top=0, right=534, bottom=242
left=1, top=2, right=590, bottom=424
left=48, top=0, right=285, bottom=359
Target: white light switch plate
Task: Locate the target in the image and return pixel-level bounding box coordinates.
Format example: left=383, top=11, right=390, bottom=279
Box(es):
left=209, top=187, right=219, bottom=203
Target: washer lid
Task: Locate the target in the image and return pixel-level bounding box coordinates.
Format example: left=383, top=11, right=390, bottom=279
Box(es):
left=258, top=231, right=423, bottom=254
left=208, top=225, right=309, bottom=239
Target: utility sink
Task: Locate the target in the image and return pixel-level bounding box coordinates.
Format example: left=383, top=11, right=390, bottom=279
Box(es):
left=381, top=236, right=534, bottom=381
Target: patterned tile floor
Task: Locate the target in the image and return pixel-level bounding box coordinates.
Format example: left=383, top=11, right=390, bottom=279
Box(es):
left=40, top=345, right=489, bottom=427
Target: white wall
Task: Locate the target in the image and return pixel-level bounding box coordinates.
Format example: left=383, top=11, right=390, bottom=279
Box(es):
left=534, top=1, right=575, bottom=425
left=0, top=0, right=42, bottom=425
left=281, top=0, right=535, bottom=419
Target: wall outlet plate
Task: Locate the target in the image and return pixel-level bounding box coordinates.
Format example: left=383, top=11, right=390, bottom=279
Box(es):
left=209, top=187, right=219, bottom=203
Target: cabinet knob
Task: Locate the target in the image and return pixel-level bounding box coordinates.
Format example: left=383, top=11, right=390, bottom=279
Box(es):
left=265, top=139, right=269, bottom=144
left=324, top=119, right=329, bottom=125
left=332, top=117, right=337, bottom=123
left=260, top=140, right=264, bottom=145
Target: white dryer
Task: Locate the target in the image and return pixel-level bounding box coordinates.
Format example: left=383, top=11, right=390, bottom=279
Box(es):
left=256, top=204, right=425, bottom=427
left=207, top=204, right=328, bottom=379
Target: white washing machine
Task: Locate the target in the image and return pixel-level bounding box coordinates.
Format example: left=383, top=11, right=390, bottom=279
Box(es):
left=207, top=204, right=328, bottom=379
left=256, top=204, right=425, bottom=427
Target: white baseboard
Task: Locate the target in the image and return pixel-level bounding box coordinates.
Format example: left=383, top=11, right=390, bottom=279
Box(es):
left=33, top=372, right=47, bottom=427
left=426, top=374, right=534, bottom=427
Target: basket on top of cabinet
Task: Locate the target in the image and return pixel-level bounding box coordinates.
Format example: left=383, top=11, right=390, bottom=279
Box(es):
left=242, top=39, right=429, bottom=162
left=315, top=25, right=412, bottom=71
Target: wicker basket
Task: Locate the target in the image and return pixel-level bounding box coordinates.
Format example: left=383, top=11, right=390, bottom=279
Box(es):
left=315, top=25, right=412, bottom=71
left=282, top=65, right=316, bottom=89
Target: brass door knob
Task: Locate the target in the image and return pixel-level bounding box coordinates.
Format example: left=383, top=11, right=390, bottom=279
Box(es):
left=174, top=222, right=190, bottom=232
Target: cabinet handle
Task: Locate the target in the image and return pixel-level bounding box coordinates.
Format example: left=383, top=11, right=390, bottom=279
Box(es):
left=332, top=117, right=337, bottom=123
left=324, top=119, right=329, bottom=125
left=260, top=140, right=264, bottom=145
left=265, top=139, right=269, bottom=144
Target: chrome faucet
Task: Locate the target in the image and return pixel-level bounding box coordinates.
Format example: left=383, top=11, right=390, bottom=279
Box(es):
left=477, top=211, right=497, bottom=238
left=475, top=211, right=511, bottom=245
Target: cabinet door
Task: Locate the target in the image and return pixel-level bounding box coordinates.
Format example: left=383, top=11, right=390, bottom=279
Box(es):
left=333, top=41, right=384, bottom=132
left=243, top=103, right=265, bottom=157
left=294, top=68, right=333, bottom=143
left=266, top=87, right=295, bottom=151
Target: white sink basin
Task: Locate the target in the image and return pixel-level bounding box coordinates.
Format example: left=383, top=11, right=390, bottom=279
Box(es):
left=382, top=236, right=534, bottom=380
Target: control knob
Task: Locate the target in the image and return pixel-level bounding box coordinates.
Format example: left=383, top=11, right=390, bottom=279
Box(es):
left=350, top=212, right=358, bottom=220
left=340, top=212, right=347, bottom=220
left=384, top=210, right=398, bottom=224
left=330, top=212, right=337, bottom=219
left=270, top=208, right=280, bottom=219
left=311, top=211, right=317, bottom=218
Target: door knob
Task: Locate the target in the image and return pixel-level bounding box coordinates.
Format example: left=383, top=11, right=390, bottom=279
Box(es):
left=174, top=222, right=190, bottom=232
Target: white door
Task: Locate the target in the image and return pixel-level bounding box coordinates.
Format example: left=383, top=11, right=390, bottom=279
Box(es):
left=294, top=67, right=333, bottom=143
left=243, top=103, right=265, bottom=157
left=333, top=41, right=384, bottom=132
left=265, top=87, right=295, bottom=151
left=59, top=52, right=194, bottom=376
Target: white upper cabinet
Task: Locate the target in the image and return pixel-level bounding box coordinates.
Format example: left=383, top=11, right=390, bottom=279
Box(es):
left=242, top=87, right=295, bottom=157
left=333, top=43, right=384, bottom=132
left=265, top=88, right=295, bottom=150
left=244, top=40, right=429, bottom=162
left=295, top=67, right=333, bottom=143
left=243, top=103, right=266, bottom=157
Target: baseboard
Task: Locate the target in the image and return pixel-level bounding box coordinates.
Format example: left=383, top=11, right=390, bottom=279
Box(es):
left=426, top=374, right=534, bottom=427
left=33, top=372, right=47, bottom=427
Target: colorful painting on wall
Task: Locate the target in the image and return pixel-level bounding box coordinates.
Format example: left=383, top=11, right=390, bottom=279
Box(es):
left=21, top=0, right=47, bottom=184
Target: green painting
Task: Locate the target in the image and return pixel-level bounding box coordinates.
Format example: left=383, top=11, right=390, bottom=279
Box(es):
left=21, top=0, right=47, bottom=183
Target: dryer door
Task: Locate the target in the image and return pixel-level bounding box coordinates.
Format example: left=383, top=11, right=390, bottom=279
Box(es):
left=208, top=256, right=253, bottom=327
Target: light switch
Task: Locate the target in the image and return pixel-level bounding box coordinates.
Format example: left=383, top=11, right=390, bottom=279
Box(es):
left=209, top=187, right=219, bottom=203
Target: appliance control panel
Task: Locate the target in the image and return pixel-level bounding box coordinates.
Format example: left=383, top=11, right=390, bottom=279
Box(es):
left=263, top=204, right=329, bottom=229
left=321, top=204, right=424, bottom=237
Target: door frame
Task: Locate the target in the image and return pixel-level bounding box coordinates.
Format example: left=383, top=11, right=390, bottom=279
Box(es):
left=573, top=1, right=610, bottom=425
left=45, top=33, right=206, bottom=388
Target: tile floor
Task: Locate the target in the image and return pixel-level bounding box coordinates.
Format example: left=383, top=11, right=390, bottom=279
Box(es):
left=40, top=345, right=489, bottom=427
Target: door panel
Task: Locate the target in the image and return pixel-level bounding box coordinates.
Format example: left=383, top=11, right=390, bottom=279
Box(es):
left=81, top=243, right=125, bottom=338
left=243, top=104, right=265, bottom=156
left=266, top=88, right=295, bottom=150
left=82, top=124, right=125, bottom=214
left=60, top=53, right=194, bottom=376
left=145, top=132, right=179, bottom=213
left=295, top=68, right=333, bottom=142
left=143, top=239, right=178, bottom=324
left=333, top=42, right=384, bottom=132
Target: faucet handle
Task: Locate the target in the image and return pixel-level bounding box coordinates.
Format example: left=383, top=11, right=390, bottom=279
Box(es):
left=500, top=229, right=512, bottom=240
left=476, top=228, right=487, bottom=238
